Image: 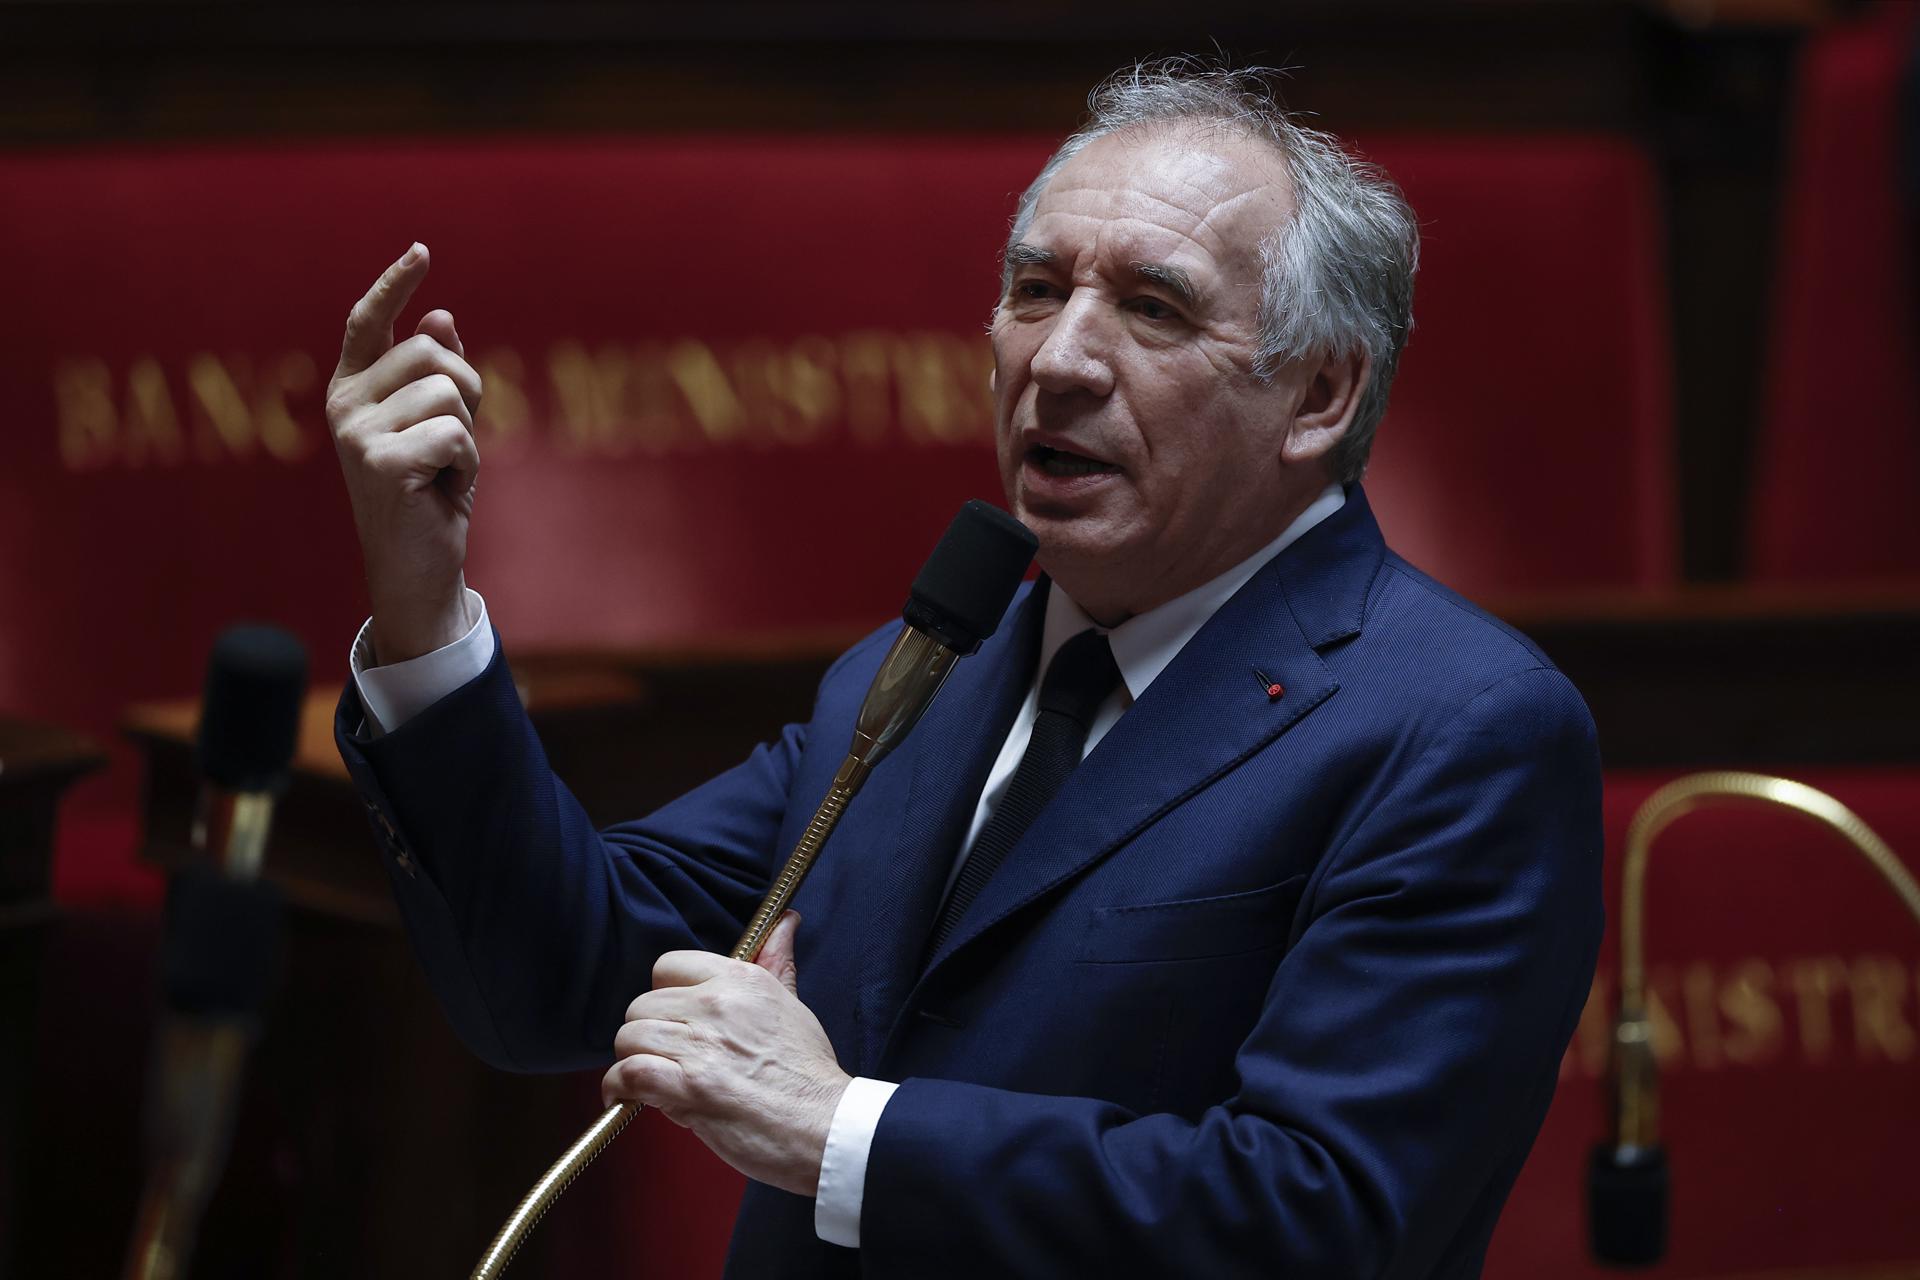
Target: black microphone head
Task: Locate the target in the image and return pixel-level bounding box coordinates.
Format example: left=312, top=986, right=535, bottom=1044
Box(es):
left=903, top=500, right=1038, bottom=654
left=197, top=625, right=308, bottom=792
left=161, top=866, right=284, bottom=1020
left=1587, top=1144, right=1669, bottom=1266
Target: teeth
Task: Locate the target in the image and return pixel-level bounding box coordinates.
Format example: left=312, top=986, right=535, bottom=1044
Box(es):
left=1036, top=448, right=1116, bottom=477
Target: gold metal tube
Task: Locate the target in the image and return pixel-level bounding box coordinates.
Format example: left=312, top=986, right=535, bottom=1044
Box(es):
left=1610, top=771, right=1920, bottom=1149
left=471, top=626, right=960, bottom=1276
left=192, top=790, right=276, bottom=880
left=468, top=689, right=919, bottom=1277
left=466, top=1100, right=639, bottom=1280
left=123, top=1023, right=251, bottom=1280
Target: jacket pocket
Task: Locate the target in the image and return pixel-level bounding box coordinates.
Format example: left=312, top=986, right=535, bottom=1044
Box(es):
left=1076, top=873, right=1308, bottom=964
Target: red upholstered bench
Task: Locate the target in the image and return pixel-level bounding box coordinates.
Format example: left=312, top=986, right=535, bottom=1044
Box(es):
left=1358, top=135, right=1678, bottom=602
left=1749, top=2, right=1920, bottom=585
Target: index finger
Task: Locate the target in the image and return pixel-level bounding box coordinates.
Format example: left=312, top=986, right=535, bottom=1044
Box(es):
left=336, top=242, right=430, bottom=379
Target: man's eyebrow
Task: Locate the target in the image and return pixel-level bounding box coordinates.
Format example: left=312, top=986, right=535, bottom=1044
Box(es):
left=1004, top=242, right=1057, bottom=270
left=1129, top=261, right=1199, bottom=310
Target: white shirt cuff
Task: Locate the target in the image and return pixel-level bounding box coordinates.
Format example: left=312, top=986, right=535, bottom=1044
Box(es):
left=349, top=589, right=494, bottom=736
left=814, top=1076, right=898, bottom=1248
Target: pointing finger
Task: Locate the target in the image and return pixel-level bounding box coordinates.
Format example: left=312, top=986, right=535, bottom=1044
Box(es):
left=337, top=242, right=429, bottom=379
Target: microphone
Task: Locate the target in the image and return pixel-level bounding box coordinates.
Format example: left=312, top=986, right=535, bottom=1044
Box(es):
left=1587, top=1004, right=1667, bottom=1266
left=835, top=498, right=1040, bottom=793
left=191, top=625, right=308, bottom=878
left=1588, top=771, right=1920, bottom=1267
left=469, top=498, right=1037, bottom=1279
left=124, top=626, right=306, bottom=1280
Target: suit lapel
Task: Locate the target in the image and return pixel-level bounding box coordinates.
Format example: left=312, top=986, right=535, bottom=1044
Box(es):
left=912, top=484, right=1388, bottom=986
left=852, top=581, right=1046, bottom=1069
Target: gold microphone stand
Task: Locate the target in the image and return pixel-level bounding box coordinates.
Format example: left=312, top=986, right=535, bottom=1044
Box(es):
left=1611, top=771, right=1920, bottom=1148
left=1594, top=771, right=1920, bottom=1263
left=469, top=626, right=958, bottom=1278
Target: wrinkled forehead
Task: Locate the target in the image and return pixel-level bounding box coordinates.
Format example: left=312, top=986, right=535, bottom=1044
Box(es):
left=1027, top=123, right=1296, bottom=282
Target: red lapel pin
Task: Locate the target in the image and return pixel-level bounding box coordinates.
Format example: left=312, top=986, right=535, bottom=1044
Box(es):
left=1251, top=666, right=1285, bottom=702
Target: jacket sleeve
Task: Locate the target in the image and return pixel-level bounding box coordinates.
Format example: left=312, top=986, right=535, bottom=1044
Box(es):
left=858, top=665, right=1605, bottom=1280
left=334, top=628, right=878, bottom=1073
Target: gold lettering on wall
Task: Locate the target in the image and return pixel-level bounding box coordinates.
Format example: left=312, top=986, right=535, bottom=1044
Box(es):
left=1644, top=983, right=1684, bottom=1066
left=54, top=358, right=117, bottom=470
left=1560, top=951, right=1920, bottom=1080
left=548, top=341, right=632, bottom=456
left=892, top=333, right=993, bottom=445
left=188, top=354, right=251, bottom=460
left=1849, top=955, right=1915, bottom=1062
left=1785, top=956, right=1848, bottom=1063
left=257, top=352, right=316, bottom=461
left=666, top=340, right=744, bottom=445
left=53, top=351, right=314, bottom=468
left=1719, top=959, right=1785, bottom=1066
left=126, top=357, right=185, bottom=466
left=54, top=331, right=996, bottom=471
left=1682, top=961, right=1723, bottom=1070
left=626, top=341, right=683, bottom=454
left=474, top=348, right=531, bottom=447
left=766, top=336, right=842, bottom=445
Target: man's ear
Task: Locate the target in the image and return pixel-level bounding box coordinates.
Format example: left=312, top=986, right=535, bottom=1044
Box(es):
left=1281, top=347, right=1369, bottom=467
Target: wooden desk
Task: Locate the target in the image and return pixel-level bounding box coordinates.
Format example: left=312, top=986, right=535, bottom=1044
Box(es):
left=1500, top=587, right=1920, bottom=767
left=0, top=716, right=105, bottom=912
left=121, top=645, right=837, bottom=923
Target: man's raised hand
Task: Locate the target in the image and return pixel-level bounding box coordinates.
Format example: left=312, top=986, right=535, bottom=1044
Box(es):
left=327, top=243, right=485, bottom=664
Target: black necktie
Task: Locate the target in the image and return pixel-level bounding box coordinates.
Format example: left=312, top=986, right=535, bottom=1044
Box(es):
left=927, top=627, right=1121, bottom=959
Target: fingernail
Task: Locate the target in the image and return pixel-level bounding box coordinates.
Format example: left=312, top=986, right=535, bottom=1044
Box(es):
left=403, top=241, right=424, bottom=263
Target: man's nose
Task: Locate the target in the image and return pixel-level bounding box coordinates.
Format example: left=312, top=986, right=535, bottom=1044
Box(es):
left=1029, top=294, right=1115, bottom=397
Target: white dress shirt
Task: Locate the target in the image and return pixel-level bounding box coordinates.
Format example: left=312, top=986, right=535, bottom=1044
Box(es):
left=348, top=482, right=1345, bottom=1249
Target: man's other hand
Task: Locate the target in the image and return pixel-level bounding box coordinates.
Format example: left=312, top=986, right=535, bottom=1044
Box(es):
left=326, top=243, right=484, bottom=664
left=604, top=912, right=851, bottom=1198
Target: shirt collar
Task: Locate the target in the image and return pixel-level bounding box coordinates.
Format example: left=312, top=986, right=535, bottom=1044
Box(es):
left=1039, top=481, right=1346, bottom=702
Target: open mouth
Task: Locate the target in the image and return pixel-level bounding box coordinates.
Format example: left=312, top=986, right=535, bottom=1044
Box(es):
left=1028, top=444, right=1121, bottom=477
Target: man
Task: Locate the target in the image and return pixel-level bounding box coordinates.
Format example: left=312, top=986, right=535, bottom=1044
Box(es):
left=330, top=63, right=1602, bottom=1278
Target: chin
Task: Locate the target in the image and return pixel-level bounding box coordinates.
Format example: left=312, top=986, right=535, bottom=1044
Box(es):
left=1030, top=521, right=1128, bottom=584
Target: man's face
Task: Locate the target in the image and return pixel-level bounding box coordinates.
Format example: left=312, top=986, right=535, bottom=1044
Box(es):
left=991, top=125, right=1322, bottom=623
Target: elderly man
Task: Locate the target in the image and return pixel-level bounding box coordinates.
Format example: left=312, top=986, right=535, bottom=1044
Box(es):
left=329, top=63, right=1602, bottom=1278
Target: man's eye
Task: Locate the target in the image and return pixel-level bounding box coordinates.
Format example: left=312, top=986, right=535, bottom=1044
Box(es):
left=1133, top=298, right=1179, bottom=321
left=1014, top=281, right=1056, bottom=300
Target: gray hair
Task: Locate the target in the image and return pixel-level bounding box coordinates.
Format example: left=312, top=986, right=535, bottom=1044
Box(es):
left=1003, top=59, right=1419, bottom=483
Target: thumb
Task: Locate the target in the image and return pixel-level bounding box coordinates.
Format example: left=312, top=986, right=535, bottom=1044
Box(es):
left=753, top=910, right=802, bottom=996
left=336, top=242, right=430, bottom=378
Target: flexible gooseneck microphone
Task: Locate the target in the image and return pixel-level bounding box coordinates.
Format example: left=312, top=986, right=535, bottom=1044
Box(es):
left=192, top=625, right=309, bottom=878
left=123, top=626, right=306, bottom=1280
left=1589, top=771, right=1920, bottom=1267
left=470, top=499, right=1037, bottom=1279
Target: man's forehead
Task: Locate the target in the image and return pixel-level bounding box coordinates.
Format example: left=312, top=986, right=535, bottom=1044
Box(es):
left=1027, top=125, right=1294, bottom=265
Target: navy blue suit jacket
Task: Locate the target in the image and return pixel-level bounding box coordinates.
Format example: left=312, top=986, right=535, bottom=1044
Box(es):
left=336, top=486, right=1603, bottom=1279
